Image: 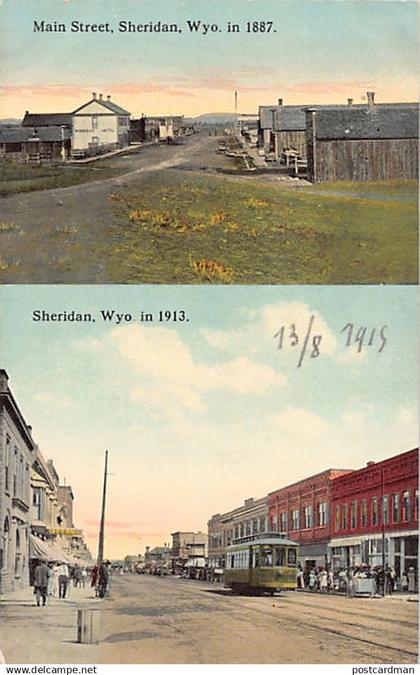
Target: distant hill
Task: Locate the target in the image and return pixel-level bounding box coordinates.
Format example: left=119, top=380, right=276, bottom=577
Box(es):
left=191, top=113, right=238, bottom=124
left=0, top=119, right=21, bottom=126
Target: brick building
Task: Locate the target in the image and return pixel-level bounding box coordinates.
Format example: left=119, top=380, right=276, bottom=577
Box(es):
left=268, top=469, right=352, bottom=568
left=208, top=496, right=269, bottom=569
left=329, top=448, right=418, bottom=581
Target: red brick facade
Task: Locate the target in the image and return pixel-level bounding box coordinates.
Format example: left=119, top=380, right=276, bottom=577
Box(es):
left=331, top=448, right=418, bottom=538
left=268, top=469, right=352, bottom=562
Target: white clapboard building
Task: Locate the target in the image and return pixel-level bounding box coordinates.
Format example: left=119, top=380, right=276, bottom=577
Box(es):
left=71, top=92, right=131, bottom=157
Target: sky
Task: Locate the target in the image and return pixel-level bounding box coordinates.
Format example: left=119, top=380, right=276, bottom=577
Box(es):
left=0, top=284, right=417, bottom=559
left=0, top=0, right=418, bottom=119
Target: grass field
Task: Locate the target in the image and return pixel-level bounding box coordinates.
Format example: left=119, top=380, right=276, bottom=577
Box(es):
left=105, top=172, right=418, bottom=284
left=0, top=158, right=130, bottom=195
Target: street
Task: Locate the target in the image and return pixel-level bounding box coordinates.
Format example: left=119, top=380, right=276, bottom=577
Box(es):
left=1, top=574, right=417, bottom=664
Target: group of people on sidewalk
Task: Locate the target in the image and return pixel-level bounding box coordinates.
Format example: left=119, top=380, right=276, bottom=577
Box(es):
left=32, top=560, right=88, bottom=607
left=296, top=562, right=417, bottom=598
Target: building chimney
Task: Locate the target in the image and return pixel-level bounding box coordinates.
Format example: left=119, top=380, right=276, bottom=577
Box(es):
left=27, top=425, right=32, bottom=433
left=92, top=92, right=97, bottom=100
left=367, top=91, right=375, bottom=108
left=107, top=95, right=111, bottom=101
left=366, top=461, right=375, bottom=466
left=0, top=369, right=9, bottom=392
left=99, top=93, right=103, bottom=101
left=278, top=98, right=283, bottom=106
left=347, top=98, right=353, bottom=107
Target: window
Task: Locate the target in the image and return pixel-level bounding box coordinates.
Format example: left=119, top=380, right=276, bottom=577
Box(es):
left=291, top=509, right=300, bottom=530
left=415, top=490, right=419, bottom=521
left=92, top=116, right=98, bottom=129
left=335, top=505, right=340, bottom=532
left=304, top=505, right=313, bottom=528
left=274, top=546, right=286, bottom=566
left=402, top=491, right=411, bottom=522
left=271, top=514, right=278, bottom=533
left=234, top=525, right=240, bottom=539
left=372, top=497, right=379, bottom=526
left=252, top=519, right=258, bottom=534
left=259, top=516, right=266, bottom=533
left=351, top=501, right=357, bottom=529
left=13, top=448, right=18, bottom=497
left=383, top=495, right=389, bottom=525
left=5, top=436, right=10, bottom=491
left=287, top=548, right=297, bottom=566
left=245, top=521, right=251, bottom=536
left=392, top=494, right=400, bottom=523
left=318, top=501, right=328, bottom=526
left=280, top=512, right=288, bottom=533
left=91, top=136, right=99, bottom=145
left=342, top=504, right=348, bottom=530
left=361, top=499, right=368, bottom=527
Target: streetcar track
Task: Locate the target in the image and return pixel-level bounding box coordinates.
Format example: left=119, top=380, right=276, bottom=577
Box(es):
left=111, top=577, right=418, bottom=661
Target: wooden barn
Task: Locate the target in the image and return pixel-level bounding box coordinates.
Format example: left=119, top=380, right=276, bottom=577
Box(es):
left=306, top=97, right=419, bottom=182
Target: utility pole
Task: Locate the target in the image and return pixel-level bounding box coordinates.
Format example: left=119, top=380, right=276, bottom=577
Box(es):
left=381, top=464, right=386, bottom=597
left=97, top=450, right=109, bottom=566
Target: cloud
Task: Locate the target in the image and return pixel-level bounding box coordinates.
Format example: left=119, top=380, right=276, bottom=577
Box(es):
left=34, top=391, right=71, bottom=407
left=396, top=407, right=417, bottom=427
left=110, top=325, right=286, bottom=415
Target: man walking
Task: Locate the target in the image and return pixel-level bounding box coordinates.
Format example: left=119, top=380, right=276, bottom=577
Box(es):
left=56, top=561, right=70, bottom=599
left=33, top=559, right=51, bottom=607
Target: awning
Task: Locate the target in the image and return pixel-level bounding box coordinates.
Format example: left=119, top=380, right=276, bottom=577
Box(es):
left=30, top=534, right=70, bottom=563
left=184, top=557, right=206, bottom=568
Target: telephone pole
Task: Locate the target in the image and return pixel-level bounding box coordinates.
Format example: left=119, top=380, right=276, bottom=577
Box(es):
left=97, top=450, right=109, bottom=566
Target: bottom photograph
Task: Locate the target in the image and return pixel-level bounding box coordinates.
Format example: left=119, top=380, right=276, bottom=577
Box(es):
left=0, top=284, right=418, bottom=666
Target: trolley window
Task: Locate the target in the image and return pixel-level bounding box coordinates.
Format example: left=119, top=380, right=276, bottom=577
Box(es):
left=260, top=545, right=273, bottom=568
left=274, top=546, right=286, bottom=566
left=287, top=548, right=297, bottom=566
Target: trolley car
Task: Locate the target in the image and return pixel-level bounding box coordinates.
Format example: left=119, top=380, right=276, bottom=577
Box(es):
left=224, top=533, right=298, bottom=595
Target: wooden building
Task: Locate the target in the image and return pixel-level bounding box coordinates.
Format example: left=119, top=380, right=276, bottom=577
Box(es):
left=71, top=92, right=130, bottom=157
left=306, top=96, right=419, bottom=182
left=0, top=126, right=71, bottom=161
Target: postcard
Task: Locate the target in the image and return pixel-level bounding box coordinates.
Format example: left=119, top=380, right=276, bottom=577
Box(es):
left=0, top=0, right=418, bottom=672
left=0, top=0, right=418, bottom=285
left=0, top=284, right=418, bottom=666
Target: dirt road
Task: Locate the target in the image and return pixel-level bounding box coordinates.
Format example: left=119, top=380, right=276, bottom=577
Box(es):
left=0, top=134, right=229, bottom=283
left=98, top=575, right=418, bottom=664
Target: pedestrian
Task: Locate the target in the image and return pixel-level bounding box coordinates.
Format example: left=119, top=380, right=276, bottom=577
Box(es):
left=81, top=568, right=87, bottom=588
left=73, top=566, right=82, bottom=588
left=33, top=559, right=51, bottom=607
left=401, top=571, right=409, bottom=592
left=56, top=561, right=70, bottom=599
left=98, top=561, right=110, bottom=599
left=297, top=563, right=305, bottom=590
left=309, top=569, right=316, bottom=591
left=385, top=566, right=393, bottom=595
left=327, top=568, right=334, bottom=592
left=319, top=568, right=328, bottom=593
left=345, top=568, right=355, bottom=599
left=407, top=567, right=416, bottom=592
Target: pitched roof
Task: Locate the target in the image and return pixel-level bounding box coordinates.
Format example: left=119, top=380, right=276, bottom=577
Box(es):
left=0, top=126, right=72, bottom=143
left=72, top=98, right=131, bottom=116
left=259, top=105, right=279, bottom=129
left=311, top=106, right=419, bottom=140
left=22, top=112, right=73, bottom=127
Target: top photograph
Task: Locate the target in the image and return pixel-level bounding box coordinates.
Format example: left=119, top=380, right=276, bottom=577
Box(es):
left=0, top=0, right=418, bottom=285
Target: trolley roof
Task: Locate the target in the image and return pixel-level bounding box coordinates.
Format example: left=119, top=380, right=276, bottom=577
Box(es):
left=228, top=533, right=298, bottom=548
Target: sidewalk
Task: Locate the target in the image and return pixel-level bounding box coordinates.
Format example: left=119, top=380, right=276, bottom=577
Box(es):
left=0, top=584, right=102, bottom=664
